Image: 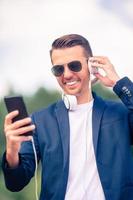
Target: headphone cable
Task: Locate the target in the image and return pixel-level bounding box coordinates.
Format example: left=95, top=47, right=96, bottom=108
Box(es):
left=31, top=137, right=39, bottom=200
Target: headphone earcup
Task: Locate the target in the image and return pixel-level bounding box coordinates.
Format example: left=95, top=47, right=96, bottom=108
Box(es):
left=62, top=94, right=77, bottom=110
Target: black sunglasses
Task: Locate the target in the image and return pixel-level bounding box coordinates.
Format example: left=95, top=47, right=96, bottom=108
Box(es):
left=51, top=60, right=82, bottom=77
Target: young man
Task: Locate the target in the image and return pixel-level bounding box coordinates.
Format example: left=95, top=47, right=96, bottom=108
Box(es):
left=2, top=34, right=133, bottom=200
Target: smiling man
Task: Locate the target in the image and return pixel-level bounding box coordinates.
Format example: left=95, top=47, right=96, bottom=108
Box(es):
left=51, top=45, right=93, bottom=104
left=2, top=34, right=133, bottom=200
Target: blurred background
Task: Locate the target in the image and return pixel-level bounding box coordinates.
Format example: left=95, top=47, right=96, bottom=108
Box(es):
left=0, top=0, right=133, bottom=199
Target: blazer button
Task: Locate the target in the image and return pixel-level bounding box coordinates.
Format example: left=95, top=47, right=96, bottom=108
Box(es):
left=122, top=86, right=127, bottom=91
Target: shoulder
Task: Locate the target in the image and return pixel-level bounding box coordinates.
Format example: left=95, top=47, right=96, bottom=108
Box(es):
left=105, top=100, right=127, bottom=112
left=31, top=100, right=64, bottom=120
left=93, top=92, right=128, bottom=114
left=32, top=101, right=58, bottom=116
left=93, top=93, right=128, bottom=122
left=103, top=99, right=129, bottom=122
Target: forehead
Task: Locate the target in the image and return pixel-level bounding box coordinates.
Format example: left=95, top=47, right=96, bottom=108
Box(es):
left=51, top=45, right=86, bottom=65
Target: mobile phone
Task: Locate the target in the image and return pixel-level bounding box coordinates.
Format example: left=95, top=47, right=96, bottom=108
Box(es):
left=4, top=96, right=33, bottom=136
left=88, top=61, right=98, bottom=83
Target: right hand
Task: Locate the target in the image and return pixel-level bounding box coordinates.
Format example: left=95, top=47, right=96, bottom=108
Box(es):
left=4, top=110, right=35, bottom=168
left=89, top=56, right=120, bottom=87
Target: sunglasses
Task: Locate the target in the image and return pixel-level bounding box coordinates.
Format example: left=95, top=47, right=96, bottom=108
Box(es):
left=51, top=60, right=82, bottom=77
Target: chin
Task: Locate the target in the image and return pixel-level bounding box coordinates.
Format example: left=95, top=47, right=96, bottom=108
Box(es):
left=64, top=88, right=81, bottom=96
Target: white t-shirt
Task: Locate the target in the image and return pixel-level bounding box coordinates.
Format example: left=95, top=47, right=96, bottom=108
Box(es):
left=65, top=100, right=105, bottom=200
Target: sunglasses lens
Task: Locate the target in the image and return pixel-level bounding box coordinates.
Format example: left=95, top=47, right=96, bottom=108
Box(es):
left=51, top=65, right=64, bottom=76
left=68, top=61, right=82, bottom=72
left=51, top=61, right=82, bottom=76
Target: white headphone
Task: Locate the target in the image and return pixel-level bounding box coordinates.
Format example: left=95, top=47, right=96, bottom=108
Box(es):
left=62, top=93, right=77, bottom=110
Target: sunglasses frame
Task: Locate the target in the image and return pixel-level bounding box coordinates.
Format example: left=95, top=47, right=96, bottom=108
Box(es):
left=51, top=60, right=84, bottom=77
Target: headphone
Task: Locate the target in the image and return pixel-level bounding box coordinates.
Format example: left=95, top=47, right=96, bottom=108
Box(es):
left=62, top=93, right=77, bottom=110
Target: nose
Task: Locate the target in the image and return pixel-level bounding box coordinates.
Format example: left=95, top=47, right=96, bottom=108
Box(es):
left=63, top=65, right=73, bottom=79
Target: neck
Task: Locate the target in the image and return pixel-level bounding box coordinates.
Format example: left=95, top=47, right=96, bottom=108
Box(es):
left=76, top=91, right=93, bottom=104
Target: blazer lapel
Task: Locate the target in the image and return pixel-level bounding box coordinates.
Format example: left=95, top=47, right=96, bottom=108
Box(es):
left=92, top=93, right=106, bottom=156
left=55, top=100, right=70, bottom=169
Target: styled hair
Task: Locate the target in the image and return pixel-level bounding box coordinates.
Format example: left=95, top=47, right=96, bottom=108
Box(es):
left=50, top=34, right=93, bottom=59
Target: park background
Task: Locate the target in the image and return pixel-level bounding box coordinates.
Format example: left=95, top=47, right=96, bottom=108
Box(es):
left=0, top=0, right=133, bottom=199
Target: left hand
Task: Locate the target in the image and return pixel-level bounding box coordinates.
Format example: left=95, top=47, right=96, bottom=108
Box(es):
left=89, top=56, right=120, bottom=87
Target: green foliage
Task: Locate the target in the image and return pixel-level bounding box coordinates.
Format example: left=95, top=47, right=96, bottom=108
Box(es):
left=92, top=82, right=119, bottom=100
left=24, top=87, right=61, bottom=114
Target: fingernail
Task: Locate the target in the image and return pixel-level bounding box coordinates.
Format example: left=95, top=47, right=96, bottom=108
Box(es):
left=15, top=110, right=19, bottom=114
left=31, top=125, right=36, bottom=129
left=27, top=118, right=32, bottom=122
left=28, top=136, right=33, bottom=140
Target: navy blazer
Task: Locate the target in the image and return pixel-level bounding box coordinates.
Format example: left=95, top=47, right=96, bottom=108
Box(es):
left=2, top=77, right=133, bottom=200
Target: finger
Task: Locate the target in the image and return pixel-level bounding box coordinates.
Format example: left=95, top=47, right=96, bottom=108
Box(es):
left=89, top=56, right=109, bottom=64
left=19, top=135, right=33, bottom=142
left=94, top=72, right=105, bottom=81
left=8, top=135, right=33, bottom=143
left=5, top=117, right=32, bottom=132
left=91, top=77, right=98, bottom=84
left=90, top=62, right=107, bottom=70
left=6, top=124, right=35, bottom=137
left=5, top=110, right=19, bottom=126
left=94, top=73, right=110, bottom=85
left=94, top=73, right=113, bottom=86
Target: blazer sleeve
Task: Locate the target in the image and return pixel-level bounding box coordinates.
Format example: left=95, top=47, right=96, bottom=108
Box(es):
left=2, top=114, right=40, bottom=192
left=113, top=76, right=133, bottom=142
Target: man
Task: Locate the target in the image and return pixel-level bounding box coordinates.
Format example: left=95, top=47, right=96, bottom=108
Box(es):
left=2, top=34, right=133, bottom=200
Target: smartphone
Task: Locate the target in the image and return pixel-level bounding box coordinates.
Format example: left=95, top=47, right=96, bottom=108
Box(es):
left=4, top=96, right=33, bottom=136
left=88, top=61, right=98, bottom=83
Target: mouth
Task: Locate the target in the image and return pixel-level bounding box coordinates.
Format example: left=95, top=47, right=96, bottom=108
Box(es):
left=63, top=80, right=81, bottom=90
left=64, top=79, right=80, bottom=86
left=65, top=80, right=79, bottom=86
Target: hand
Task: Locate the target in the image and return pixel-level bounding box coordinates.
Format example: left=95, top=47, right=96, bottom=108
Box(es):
left=89, top=56, right=120, bottom=87
left=4, top=110, right=35, bottom=168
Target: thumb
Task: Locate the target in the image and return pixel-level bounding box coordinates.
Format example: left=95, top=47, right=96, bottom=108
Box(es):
left=94, top=73, right=113, bottom=87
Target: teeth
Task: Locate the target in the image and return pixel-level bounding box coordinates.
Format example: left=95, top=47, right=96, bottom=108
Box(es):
left=66, top=81, right=77, bottom=85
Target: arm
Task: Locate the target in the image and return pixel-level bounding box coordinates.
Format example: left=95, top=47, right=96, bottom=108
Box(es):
left=90, top=56, right=133, bottom=135
left=113, top=77, right=133, bottom=141
left=2, top=111, right=37, bottom=191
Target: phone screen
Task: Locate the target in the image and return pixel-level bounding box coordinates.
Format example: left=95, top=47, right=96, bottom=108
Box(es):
left=88, top=61, right=98, bottom=83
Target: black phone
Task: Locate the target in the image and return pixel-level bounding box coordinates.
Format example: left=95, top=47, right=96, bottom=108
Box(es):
left=4, top=96, right=33, bottom=136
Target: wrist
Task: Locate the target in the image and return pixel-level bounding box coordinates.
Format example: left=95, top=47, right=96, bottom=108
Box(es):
left=112, top=76, right=121, bottom=87
left=6, top=151, right=19, bottom=168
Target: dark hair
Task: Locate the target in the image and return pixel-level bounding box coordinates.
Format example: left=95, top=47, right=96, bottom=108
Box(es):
left=50, top=34, right=93, bottom=59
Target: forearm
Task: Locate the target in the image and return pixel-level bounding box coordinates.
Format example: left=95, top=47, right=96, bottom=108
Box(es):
left=113, top=77, right=133, bottom=110
left=2, top=152, right=35, bottom=192
left=113, top=77, right=133, bottom=142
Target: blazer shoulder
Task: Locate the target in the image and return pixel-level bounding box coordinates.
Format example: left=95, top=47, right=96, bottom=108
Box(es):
left=106, top=100, right=128, bottom=111
left=103, top=99, right=128, bottom=121
left=93, top=92, right=128, bottom=116
left=31, top=100, right=63, bottom=119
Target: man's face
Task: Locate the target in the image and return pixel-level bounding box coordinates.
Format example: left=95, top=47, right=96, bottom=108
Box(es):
left=51, top=45, right=90, bottom=99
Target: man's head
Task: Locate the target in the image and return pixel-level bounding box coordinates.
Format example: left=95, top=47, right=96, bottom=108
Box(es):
left=50, top=34, right=93, bottom=104
left=50, top=34, right=93, bottom=60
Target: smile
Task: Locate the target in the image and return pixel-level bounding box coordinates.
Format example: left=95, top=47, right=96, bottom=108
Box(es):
left=65, top=80, right=79, bottom=86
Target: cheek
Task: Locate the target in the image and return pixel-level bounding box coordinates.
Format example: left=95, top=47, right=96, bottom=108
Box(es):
left=56, top=77, right=63, bottom=87
left=81, top=65, right=89, bottom=75
left=80, top=69, right=89, bottom=81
